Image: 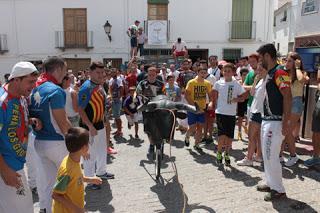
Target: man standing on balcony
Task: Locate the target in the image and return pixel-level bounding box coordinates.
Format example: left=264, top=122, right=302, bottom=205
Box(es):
left=127, top=20, right=140, bottom=59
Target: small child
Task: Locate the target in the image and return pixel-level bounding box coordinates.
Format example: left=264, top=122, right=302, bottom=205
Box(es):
left=213, top=63, right=246, bottom=165
left=52, top=127, right=102, bottom=213
left=164, top=75, right=181, bottom=102
left=123, top=86, right=141, bottom=138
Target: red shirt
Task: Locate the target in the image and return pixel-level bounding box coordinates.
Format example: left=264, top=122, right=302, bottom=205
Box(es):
left=126, top=74, right=137, bottom=88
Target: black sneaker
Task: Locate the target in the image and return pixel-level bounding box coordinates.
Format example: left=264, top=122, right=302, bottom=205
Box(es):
left=206, top=138, right=214, bottom=145
left=264, top=190, right=286, bottom=201
left=97, top=172, right=115, bottom=180
left=257, top=184, right=271, bottom=192
left=193, top=144, right=202, bottom=152
left=184, top=137, right=190, bottom=147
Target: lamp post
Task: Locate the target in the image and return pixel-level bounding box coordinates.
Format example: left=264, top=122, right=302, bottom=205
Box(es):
left=104, top=20, right=112, bottom=42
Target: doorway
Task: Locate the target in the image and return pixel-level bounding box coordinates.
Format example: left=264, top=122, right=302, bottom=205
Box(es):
left=188, top=49, right=209, bottom=64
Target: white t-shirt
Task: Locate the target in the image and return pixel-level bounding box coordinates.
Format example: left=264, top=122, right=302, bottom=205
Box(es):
left=251, top=78, right=267, bottom=114
left=173, top=41, right=187, bottom=52
left=64, top=87, right=78, bottom=117
left=208, top=67, right=221, bottom=80
left=214, top=79, right=245, bottom=116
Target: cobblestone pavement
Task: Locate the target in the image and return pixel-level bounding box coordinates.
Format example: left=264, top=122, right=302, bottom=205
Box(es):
left=34, top=119, right=320, bottom=213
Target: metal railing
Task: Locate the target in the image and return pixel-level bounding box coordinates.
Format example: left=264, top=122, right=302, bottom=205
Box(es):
left=0, top=34, right=8, bottom=53
left=229, top=21, right=256, bottom=40
left=55, top=31, right=93, bottom=49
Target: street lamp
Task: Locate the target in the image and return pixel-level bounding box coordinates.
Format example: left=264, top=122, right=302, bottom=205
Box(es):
left=104, top=20, right=112, bottom=42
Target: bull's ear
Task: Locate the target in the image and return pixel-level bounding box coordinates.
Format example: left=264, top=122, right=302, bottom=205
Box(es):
left=175, top=111, right=187, bottom=119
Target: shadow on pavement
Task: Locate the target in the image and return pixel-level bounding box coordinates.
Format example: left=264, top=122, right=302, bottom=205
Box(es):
left=126, top=134, right=144, bottom=147
left=85, top=181, right=114, bottom=213
left=282, top=164, right=320, bottom=183
left=271, top=197, right=318, bottom=213
left=150, top=175, right=216, bottom=213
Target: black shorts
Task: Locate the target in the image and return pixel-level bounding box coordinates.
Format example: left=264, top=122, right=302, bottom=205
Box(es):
left=312, top=97, right=320, bottom=132
left=250, top=112, right=262, bottom=124
left=237, top=99, right=248, bottom=117
left=130, top=37, right=137, bottom=47
left=216, top=114, right=236, bottom=139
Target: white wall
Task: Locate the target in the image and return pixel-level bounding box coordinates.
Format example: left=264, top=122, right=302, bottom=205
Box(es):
left=295, top=0, right=320, bottom=37
left=0, top=0, right=274, bottom=78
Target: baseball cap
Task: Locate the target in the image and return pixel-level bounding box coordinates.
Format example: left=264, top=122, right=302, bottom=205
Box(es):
left=9, top=62, right=38, bottom=80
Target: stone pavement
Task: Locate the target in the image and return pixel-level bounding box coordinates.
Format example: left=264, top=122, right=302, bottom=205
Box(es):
left=33, top=119, right=320, bottom=213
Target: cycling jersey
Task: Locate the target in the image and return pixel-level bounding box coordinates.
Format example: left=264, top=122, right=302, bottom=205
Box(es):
left=29, top=81, right=66, bottom=141
left=0, top=87, right=28, bottom=171
left=78, top=80, right=105, bottom=130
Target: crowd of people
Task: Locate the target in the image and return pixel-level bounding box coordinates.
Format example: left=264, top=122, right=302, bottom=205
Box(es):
left=0, top=43, right=320, bottom=212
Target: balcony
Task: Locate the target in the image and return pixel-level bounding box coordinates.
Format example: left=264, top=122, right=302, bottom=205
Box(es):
left=229, top=21, right=256, bottom=40
left=0, top=34, right=8, bottom=53
left=55, top=31, right=93, bottom=50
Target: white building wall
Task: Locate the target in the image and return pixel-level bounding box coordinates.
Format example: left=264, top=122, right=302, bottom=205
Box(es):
left=0, top=0, right=274, bottom=78
left=295, top=0, right=320, bottom=37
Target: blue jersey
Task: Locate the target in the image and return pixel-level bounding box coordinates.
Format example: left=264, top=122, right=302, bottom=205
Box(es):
left=78, top=80, right=105, bottom=130
left=29, top=81, right=66, bottom=141
left=0, top=87, right=29, bottom=171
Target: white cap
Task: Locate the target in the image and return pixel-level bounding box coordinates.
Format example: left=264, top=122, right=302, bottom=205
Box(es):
left=8, top=62, right=38, bottom=81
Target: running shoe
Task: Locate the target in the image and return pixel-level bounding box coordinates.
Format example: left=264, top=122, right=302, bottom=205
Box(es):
left=193, top=144, right=202, bottom=152
left=224, top=152, right=231, bottom=166
left=264, top=190, right=286, bottom=201
left=216, top=152, right=223, bottom=164
left=285, top=155, right=299, bottom=167
left=236, top=157, right=253, bottom=166
left=304, top=157, right=320, bottom=167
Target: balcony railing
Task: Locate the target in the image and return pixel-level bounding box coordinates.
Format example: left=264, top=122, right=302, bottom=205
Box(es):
left=229, top=21, right=256, bottom=40
left=55, top=31, right=93, bottom=49
left=0, top=34, right=8, bottom=53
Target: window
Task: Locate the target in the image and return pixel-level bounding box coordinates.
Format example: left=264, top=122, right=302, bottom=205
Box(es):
left=223, top=48, right=242, bottom=62
left=148, top=4, right=168, bottom=20
left=302, top=0, right=319, bottom=15
left=231, top=0, right=254, bottom=39
left=280, top=10, right=287, bottom=22
left=63, top=8, right=88, bottom=48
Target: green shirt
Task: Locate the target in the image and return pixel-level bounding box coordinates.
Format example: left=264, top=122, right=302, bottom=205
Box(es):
left=244, top=70, right=255, bottom=107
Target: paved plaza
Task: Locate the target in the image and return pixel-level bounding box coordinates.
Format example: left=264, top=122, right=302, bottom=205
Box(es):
left=33, top=119, right=320, bottom=213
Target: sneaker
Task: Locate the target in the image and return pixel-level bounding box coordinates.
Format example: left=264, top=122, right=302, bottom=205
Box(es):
left=264, top=190, right=286, bottom=201
left=304, top=156, right=320, bottom=167
left=224, top=152, right=231, bottom=166
left=216, top=152, right=223, bottom=164
left=285, top=155, right=299, bottom=167
left=279, top=156, right=285, bottom=163
left=184, top=137, right=190, bottom=147
left=236, top=157, right=253, bottom=166
left=87, top=184, right=101, bottom=190
left=97, top=172, right=115, bottom=180
left=107, top=147, right=117, bottom=155
left=257, top=184, right=271, bottom=192
left=253, top=154, right=263, bottom=163
left=205, top=138, right=214, bottom=145
left=193, top=144, right=202, bottom=152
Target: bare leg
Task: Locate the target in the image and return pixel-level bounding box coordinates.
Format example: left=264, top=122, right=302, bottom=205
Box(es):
left=134, top=122, right=138, bottom=136
left=194, top=123, right=204, bottom=145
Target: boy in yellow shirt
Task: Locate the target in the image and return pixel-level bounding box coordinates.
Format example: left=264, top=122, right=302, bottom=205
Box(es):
left=185, top=66, right=214, bottom=151
left=52, top=127, right=102, bottom=213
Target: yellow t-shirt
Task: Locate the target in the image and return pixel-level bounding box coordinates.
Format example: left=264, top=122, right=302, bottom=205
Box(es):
left=186, top=78, right=212, bottom=110
left=52, top=155, right=84, bottom=213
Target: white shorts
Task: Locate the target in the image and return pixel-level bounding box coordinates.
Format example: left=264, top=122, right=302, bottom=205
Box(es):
left=126, top=113, right=140, bottom=125
left=0, top=169, right=33, bottom=213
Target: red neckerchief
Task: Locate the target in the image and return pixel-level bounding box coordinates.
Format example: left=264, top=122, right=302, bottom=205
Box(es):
left=36, top=73, right=59, bottom=86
